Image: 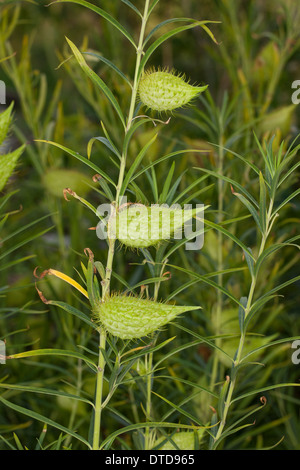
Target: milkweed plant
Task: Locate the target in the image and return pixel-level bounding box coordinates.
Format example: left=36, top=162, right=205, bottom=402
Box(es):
left=1, top=0, right=300, bottom=451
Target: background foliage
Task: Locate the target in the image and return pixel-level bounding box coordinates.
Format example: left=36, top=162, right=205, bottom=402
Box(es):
left=0, top=0, right=299, bottom=450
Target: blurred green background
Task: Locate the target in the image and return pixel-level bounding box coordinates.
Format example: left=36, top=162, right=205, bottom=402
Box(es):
left=0, top=0, right=299, bottom=450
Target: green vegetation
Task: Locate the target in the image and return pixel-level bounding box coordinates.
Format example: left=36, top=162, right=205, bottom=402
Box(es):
left=0, top=0, right=299, bottom=450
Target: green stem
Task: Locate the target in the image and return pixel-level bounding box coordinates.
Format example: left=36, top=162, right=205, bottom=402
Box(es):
left=91, top=0, right=151, bottom=450
left=213, top=199, right=274, bottom=448
left=92, top=327, right=107, bottom=450
left=144, top=257, right=168, bottom=449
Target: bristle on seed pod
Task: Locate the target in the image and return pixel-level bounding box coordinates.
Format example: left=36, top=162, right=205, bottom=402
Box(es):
left=93, top=294, right=200, bottom=339
left=138, top=68, right=208, bottom=112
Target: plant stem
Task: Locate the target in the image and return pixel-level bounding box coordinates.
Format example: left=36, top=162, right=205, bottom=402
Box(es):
left=144, top=257, right=168, bottom=449
left=91, top=0, right=151, bottom=450
left=213, top=199, right=274, bottom=448
left=126, top=0, right=150, bottom=132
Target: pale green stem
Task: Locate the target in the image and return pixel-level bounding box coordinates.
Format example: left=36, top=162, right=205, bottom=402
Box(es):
left=92, top=327, right=107, bottom=450
left=91, top=0, right=151, bottom=450
left=213, top=199, right=274, bottom=448
left=144, top=258, right=168, bottom=449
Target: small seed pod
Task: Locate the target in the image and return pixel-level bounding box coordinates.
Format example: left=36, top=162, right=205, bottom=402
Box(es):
left=108, top=203, right=204, bottom=249
left=93, top=294, right=200, bottom=339
left=138, top=68, right=208, bottom=112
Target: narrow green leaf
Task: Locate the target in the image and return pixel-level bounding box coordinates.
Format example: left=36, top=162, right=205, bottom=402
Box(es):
left=121, top=0, right=142, bottom=18
left=194, top=167, right=259, bottom=209
left=212, top=421, right=256, bottom=449
left=153, top=391, right=206, bottom=427
left=273, top=187, right=300, bottom=214
left=231, top=383, right=300, bottom=404
left=259, top=171, right=267, bottom=233
left=122, top=117, right=153, bottom=156
left=34, top=73, right=47, bottom=123
left=87, top=136, right=121, bottom=162
left=120, top=133, right=157, bottom=197
left=208, top=411, right=219, bottom=449
left=238, top=296, right=248, bottom=333
left=254, top=240, right=300, bottom=277
left=0, top=226, right=53, bottom=262
left=204, top=219, right=256, bottom=261
left=245, top=294, right=282, bottom=329
left=132, top=148, right=208, bottom=183
left=166, top=263, right=244, bottom=308
left=46, top=300, right=98, bottom=330
left=13, top=433, right=24, bottom=450
left=83, top=51, right=132, bottom=88
left=147, top=0, right=160, bottom=18
left=0, top=255, right=36, bottom=273
left=35, top=424, right=48, bottom=450
left=243, top=247, right=255, bottom=278
left=144, top=17, right=203, bottom=46
left=35, top=140, right=116, bottom=187
left=0, top=145, right=25, bottom=192
left=253, top=133, right=274, bottom=177
left=155, top=375, right=219, bottom=399
left=240, top=336, right=300, bottom=363
left=0, top=382, right=93, bottom=406
left=166, top=267, right=247, bottom=302
left=7, top=348, right=97, bottom=372
left=0, top=213, right=52, bottom=245
left=138, top=21, right=219, bottom=80
left=220, top=399, right=267, bottom=444
left=0, top=101, right=14, bottom=146
left=278, top=160, right=300, bottom=188
left=231, top=190, right=261, bottom=230
left=218, top=376, right=230, bottom=420
left=167, top=322, right=235, bottom=363
left=100, top=121, right=122, bottom=158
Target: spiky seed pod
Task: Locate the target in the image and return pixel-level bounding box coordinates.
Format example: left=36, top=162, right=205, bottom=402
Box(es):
left=138, top=69, right=208, bottom=112
left=153, top=429, right=205, bottom=450
left=93, top=294, right=200, bottom=339
left=108, top=203, right=204, bottom=249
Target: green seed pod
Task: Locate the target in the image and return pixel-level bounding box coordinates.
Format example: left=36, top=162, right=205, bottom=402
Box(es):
left=108, top=203, right=204, bottom=249
left=138, top=68, right=208, bottom=112
left=94, top=294, right=200, bottom=339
